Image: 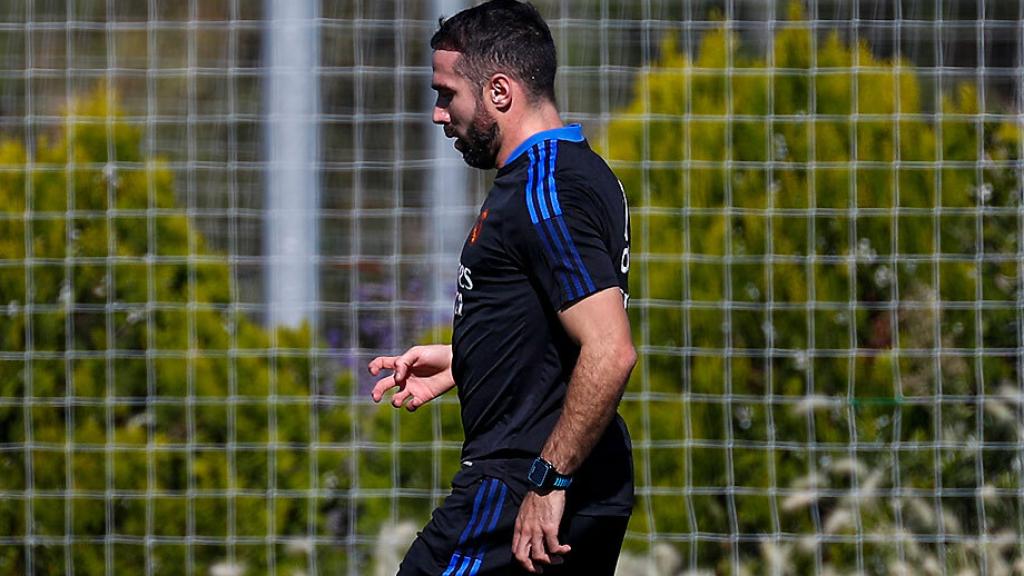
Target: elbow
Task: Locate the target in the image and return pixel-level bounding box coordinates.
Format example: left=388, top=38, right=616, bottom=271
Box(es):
left=618, top=343, right=637, bottom=379
left=611, top=343, right=636, bottom=401
left=582, top=338, right=637, bottom=382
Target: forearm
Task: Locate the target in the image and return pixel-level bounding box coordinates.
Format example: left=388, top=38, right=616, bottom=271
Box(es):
left=427, top=344, right=457, bottom=395
left=439, top=344, right=455, bottom=383
left=540, top=342, right=636, bottom=475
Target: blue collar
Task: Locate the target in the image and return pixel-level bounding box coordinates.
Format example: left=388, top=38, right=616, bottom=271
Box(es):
left=503, top=124, right=585, bottom=167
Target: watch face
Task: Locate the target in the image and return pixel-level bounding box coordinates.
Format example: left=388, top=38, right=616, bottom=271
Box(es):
left=528, top=459, right=549, bottom=487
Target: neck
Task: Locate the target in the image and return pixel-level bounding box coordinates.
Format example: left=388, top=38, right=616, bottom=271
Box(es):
left=495, top=102, right=563, bottom=168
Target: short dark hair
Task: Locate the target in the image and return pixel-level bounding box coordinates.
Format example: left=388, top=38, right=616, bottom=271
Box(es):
left=430, top=0, right=557, bottom=104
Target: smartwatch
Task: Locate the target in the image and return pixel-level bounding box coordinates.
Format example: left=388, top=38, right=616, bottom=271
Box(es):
left=527, top=457, right=573, bottom=492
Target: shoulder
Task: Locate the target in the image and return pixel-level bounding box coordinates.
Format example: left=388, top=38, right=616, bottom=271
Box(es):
left=550, top=142, right=624, bottom=223
left=551, top=142, right=625, bottom=229
left=498, top=139, right=622, bottom=228
left=552, top=141, right=619, bottom=192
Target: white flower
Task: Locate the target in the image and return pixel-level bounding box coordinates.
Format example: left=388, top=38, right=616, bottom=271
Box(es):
left=210, top=562, right=245, bottom=576
left=781, top=490, right=818, bottom=511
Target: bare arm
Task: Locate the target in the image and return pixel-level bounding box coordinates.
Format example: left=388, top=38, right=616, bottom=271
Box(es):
left=540, top=286, right=636, bottom=474
left=369, top=344, right=455, bottom=411
left=512, top=286, right=635, bottom=572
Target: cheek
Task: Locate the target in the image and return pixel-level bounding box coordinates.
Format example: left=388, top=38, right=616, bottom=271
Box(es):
left=451, top=97, right=478, bottom=124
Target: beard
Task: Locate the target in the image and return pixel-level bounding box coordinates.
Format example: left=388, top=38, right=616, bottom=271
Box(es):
left=455, top=101, right=500, bottom=170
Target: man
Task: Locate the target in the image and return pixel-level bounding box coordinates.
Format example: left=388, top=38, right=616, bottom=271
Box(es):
left=369, top=1, right=635, bottom=573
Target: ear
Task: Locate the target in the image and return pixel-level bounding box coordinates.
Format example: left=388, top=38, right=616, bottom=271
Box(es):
left=485, top=73, right=513, bottom=112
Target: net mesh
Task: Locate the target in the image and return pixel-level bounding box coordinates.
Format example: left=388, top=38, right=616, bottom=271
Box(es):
left=0, top=0, right=1022, bottom=574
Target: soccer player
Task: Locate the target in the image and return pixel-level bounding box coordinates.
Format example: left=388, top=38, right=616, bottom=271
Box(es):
left=369, top=1, right=636, bottom=573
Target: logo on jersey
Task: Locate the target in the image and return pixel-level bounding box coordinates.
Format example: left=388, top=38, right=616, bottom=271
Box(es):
left=469, top=209, right=489, bottom=244
left=454, top=263, right=473, bottom=317
left=457, top=264, right=473, bottom=290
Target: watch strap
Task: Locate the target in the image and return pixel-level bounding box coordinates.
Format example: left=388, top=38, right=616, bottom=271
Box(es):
left=528, top=457, right=572, bottom=491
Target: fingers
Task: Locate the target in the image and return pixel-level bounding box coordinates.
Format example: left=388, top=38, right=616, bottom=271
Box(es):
left=530, top=530, right=552, bottom=566
left=394, top=347, right=423, bottom=382
left=405, top=395, right=423, bottom=412
left=370, top=376, right=396, bottom=403
left=514, top=517, right=565, bottom=572
left=367, top=355, right=397, bottom=376
left=543, top=530, right=571, bottom=560
left=513, top=519, right=540, bottom=573
left=525, top=526, right=568, bottom=572
left=369, top=347, right=430, bottom=410
left=391, top=387, right=412, bottom=408
left=369, top=347, right=425, bottom=379
left=373, top=379, right=422, bottom=411
left=513, top=517, right=525, bottom=570
left=393, top=357, right=410, bottom=383
left=368, top=353, right=407, bottom=403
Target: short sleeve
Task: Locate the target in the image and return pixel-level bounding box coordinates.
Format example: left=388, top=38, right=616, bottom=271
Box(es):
left=515, top=176, right=620, bottom=312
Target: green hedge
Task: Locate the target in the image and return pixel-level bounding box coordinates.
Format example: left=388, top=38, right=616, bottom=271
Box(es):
left=604, top=4, right=1020, bottom=573
left=0, top=92, right=369, bottom=574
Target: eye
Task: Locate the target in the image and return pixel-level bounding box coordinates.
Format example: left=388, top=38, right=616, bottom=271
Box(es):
left=435, top=90, right=454, bottom=107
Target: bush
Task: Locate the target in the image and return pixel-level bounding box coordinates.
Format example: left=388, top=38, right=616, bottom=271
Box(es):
left=0, top=91, right=361, bottom=574
left=603, top=4, right=1020, bottom=573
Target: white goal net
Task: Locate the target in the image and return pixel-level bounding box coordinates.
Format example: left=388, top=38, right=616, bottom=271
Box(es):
left=0, top=0, right=1021, bottom=574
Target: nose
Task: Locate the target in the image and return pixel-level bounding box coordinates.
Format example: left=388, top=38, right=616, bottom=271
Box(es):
left=432, top=105, right=449, bottom=125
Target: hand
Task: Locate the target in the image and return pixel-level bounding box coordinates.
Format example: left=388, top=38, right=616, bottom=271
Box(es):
left=512, top=490, right=570, bottom=573
left=368, top=345, right=455, bottom=412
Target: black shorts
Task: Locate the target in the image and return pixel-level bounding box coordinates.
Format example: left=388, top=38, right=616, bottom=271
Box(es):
left=397, top=462, right=630, bottom=576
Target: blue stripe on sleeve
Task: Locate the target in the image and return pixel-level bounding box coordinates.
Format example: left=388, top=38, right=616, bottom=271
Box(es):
left=525, top=149, right=539, bottom=224
left=534, top=145, right=551, bottom=221
left=526, top=145, right=575, bottom=299
left=536, top=144, right=584, bottom=298
left=545, top=141, right=596, bottom=295
left=547, top=141, right=563, bottom=215
left=554, top=214, right=596, bottom=294
left=532, top=220, right=575, bottom=300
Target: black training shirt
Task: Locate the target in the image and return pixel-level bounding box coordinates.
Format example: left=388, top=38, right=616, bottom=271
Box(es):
left=451, top=124, right=633, bottom=515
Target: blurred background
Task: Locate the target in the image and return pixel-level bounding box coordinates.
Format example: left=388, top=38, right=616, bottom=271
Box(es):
left=0, top=0, right=1022, bottom=574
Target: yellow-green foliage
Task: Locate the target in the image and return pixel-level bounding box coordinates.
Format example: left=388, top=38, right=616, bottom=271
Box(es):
left=604, top=6, right=1021, bottom=572
left=0, top=91, right=361, bottom=573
